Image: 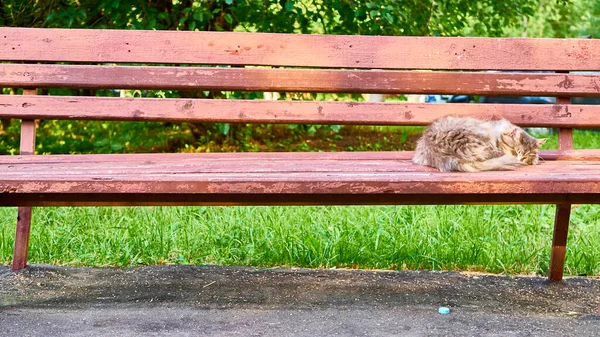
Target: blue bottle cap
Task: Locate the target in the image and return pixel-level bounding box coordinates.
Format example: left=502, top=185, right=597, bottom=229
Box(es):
left=438, top=307, right=450, bottom=314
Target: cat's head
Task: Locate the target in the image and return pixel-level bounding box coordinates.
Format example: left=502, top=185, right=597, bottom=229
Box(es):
left=500, top=127, right=547, bottom=165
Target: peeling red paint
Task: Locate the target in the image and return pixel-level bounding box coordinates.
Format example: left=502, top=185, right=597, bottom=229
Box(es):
left=1, top=27, right=599, bottom=280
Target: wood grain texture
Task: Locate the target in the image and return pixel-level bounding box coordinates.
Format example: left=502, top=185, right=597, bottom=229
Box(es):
left=559, top=129, right=574, bottom=150
left=2, top=96, right=599, bottom=127
left=4, top=157, right=600, bottom=175
left=549, top=204, right=571, bottom=281
left=3, top=176, right=595, bottom=195
left=14, top=88, right=36, bottom=271
left=12, top=207, right=32, bottom=271
left=19, top=89, right=37, bottom=155
left=2, top=64, right=600, bottom=96
left=19, top=120, right=36, bottom=155
left=552, top=76, right=574, bottom=281
left=1, top=154, right=600, bottom=203
left=2, top=193, right=599, bottom=207
left=2, top=28, right=600, bottom=70
left=3, top=150, right=600, bottom=165
left=2, top=159, right=433, bottom=174
left=557, top=97, right=574, bottom=150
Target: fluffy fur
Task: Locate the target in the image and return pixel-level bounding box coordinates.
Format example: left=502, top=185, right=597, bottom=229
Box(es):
left=412, top=116, right=547, bottom=172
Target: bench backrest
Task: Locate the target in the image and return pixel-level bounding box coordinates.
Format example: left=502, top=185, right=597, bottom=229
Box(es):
left=2, top=27, right=600, bottom=155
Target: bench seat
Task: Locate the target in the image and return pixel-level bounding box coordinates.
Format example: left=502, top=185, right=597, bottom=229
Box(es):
left=3, top=151, right=600, bottom=206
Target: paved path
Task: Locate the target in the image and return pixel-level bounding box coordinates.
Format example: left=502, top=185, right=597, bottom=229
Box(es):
left=1, top=265, right=599, bottom=336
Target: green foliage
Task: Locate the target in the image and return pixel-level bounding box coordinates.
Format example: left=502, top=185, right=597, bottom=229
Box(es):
left=2, top=0, right=537, bottom=37
left=0, top=119, right=195, bottom=155
left=502, top=0, right=600, bottom=38
left=0, top=119, right=417, bottom=155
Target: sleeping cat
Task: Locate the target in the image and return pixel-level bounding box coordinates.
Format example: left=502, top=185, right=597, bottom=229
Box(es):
left=412, top=116, right=547, bottom=172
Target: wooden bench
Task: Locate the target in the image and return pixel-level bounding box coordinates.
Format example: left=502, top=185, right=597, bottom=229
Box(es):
left=2, top=28, right=600, bottom=281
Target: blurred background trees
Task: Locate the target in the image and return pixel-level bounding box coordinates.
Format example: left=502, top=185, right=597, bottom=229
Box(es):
left=1, top=0, right=597, bottom=37
left=0, top=0, right=560, bottom=36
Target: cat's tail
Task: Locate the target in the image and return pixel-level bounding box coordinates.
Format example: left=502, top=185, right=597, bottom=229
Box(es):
left=456, top=155, right=525, bottom=172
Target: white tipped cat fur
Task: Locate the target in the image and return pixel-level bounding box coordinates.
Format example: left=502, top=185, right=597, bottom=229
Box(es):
left=455, top=155, right=525, bottom=172
left=413, top=116, right=546, bottom=172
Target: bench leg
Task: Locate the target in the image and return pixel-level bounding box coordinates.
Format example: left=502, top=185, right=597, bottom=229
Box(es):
left=12, top=207, right=33, bottom=271
left=548, top=204, right=571, bottom=281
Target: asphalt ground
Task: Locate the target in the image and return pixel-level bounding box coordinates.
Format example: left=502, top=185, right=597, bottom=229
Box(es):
left=1, top=265, right=599, bottom=336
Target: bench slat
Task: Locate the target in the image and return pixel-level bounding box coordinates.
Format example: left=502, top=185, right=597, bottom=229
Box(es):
left=3, top=193, right=599, bottom=207
left=2, top=150, right=600, bottom=166
left=3, top=153, right=599, bottom=206
left=2, top=160, right=600, bottom=200
left=2, top=64, right=600, bottom=97
left=5, top=151, right=600, bottom=170
left=2, top=153, right=600, bottom=183
left=3, top=151, right=598, bottom=162
left=5, top=160, right=600, bottom=176
left=2, top=28, right=599, bottom=70
left=1, top=95, right=598, bottom=127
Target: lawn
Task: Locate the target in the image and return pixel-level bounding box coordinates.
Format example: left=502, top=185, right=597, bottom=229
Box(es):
left=1, top=129, right=599, bottom=276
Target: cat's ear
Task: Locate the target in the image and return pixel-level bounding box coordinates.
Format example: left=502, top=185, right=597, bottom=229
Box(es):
left=536, top=138, right=547, bottom=147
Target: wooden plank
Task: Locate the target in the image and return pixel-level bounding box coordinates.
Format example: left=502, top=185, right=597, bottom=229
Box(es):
left=1, top=160, right=428, bottom=175
left=2, top=168, right=600, bottom=195
left=1, top=148, right=600, bottom=208
left=6, top=165, right=600, bottom=180
left=1, top=193, right=599, bottom=208
left=2, top=28, right=600, bottom=70
left=2, top=64, right=600, bottom=96
left=0, top=152, right=419, bottom=167
left=541, top=150, right=600, bottom=161
left=2, top=150, right=600, bottom=167
left=5, top=159, right=600, bottom=176
left=0, top=152, right=420, bottom=165
left=549, top=204, right=571, bottom=281
left=2, top=96, right=600, bottom=127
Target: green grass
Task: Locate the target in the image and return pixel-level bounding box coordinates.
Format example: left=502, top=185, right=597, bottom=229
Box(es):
left=1, top=129, right=599, bottom=276
left=530, top=128, right=600, bottom=150
left=1, top=205, right=599, bottom=276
